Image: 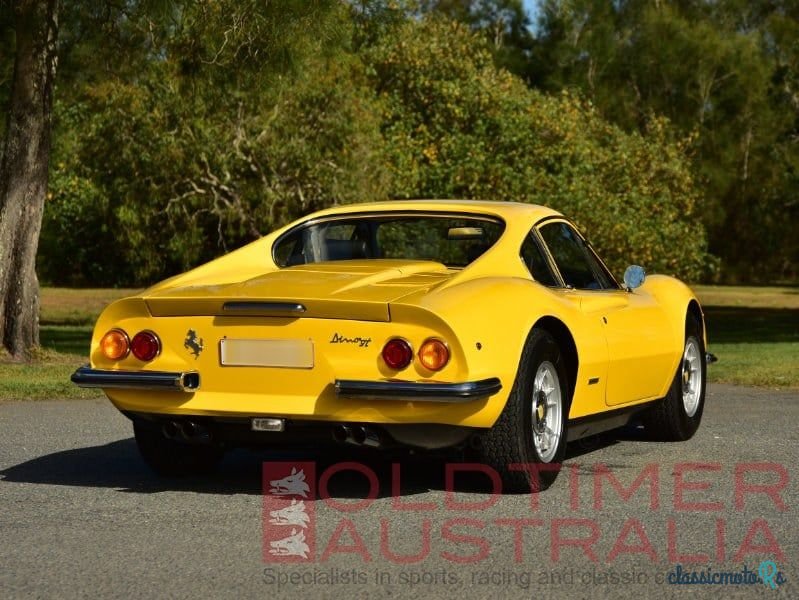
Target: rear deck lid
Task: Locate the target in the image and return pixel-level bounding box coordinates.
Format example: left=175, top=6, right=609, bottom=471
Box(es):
left=144, top=260, right=453, bottom=322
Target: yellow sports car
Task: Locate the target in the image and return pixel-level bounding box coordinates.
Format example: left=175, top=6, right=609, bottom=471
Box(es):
left=72, top=200, right=713, bottom=490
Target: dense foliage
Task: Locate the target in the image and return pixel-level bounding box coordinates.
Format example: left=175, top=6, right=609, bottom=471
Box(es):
left=39, top=2, right=388, bottom=285
left=526, top=1, right=797, bottom=282
left=7, top=0, right=787, bottom=286
left=367, top=18, right=709, bottom=279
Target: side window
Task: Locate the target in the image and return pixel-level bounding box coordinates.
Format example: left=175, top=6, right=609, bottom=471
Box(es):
left=323, top=223, right=357, bottom=240
left=521, top=232, right=558, bottom=286
left=539, top=222, right=614, bottom=290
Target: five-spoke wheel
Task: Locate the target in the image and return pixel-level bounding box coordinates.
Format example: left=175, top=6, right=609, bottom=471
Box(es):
left=532, top=361, right=563, bottom=463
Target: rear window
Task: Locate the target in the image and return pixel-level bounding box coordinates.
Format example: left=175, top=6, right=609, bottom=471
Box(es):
left=273, top=213, right=505, bottom=268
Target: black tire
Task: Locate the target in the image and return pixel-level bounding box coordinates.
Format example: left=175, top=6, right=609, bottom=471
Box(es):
left=641, top=317, right=706, bottom=441
left=478, top=328, right=570, bottom=493
left=133, top=421, right=223, bottom=476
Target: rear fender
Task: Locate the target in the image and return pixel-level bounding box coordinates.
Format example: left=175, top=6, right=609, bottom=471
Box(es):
left=392, top=278, right=586, bottom=426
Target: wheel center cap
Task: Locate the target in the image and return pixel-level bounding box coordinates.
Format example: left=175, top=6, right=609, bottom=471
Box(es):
left=683, top=360, right=691, bottom=385
left=535, top=390, right=547, bottom=425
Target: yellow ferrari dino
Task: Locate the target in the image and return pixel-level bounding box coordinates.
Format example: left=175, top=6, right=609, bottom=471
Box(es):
left=72, top=200, right=714, bottom=490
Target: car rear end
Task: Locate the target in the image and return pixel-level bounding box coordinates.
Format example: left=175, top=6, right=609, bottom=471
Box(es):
left=72, top=208, right=515, bottom=453
left=73, top=270, right=507, bottom=450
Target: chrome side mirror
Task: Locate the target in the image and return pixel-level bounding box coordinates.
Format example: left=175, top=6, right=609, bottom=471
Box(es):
left=623, top=265, right=646, bottom=291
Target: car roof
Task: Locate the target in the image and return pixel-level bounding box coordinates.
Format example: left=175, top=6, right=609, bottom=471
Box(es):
left=305, top=199, right=562, bottom=223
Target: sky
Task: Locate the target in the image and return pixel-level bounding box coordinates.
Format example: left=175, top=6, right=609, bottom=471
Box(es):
left=522, top=0, right=541, bottom=29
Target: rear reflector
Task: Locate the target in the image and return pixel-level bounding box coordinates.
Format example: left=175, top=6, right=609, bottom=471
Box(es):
left=131, top=330, right=161, bottom=362
left=382, top=338, right=413, bottom=370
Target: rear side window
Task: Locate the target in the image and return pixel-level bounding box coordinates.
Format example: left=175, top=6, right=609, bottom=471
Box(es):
left=521, top=233, right=558, bottom=286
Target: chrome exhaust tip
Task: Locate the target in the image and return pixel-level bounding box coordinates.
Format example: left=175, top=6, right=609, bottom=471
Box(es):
left=358, top=426, right=381, bottom=448
left=332, top=425, right=356, bottom=445
left=180, top=421, right=199, bottom=440
left=162, top=421, right=180, bottom=440
left=332, top=425, right=347, bottom=443
left=332, top=424, right=382, bottom=447
left=177, top=420, right=211, bottom=444
left=351, top=426, right=366, bottom=445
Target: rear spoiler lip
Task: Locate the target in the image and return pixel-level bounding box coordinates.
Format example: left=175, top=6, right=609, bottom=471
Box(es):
left=145, top=297, right=391, bottom=322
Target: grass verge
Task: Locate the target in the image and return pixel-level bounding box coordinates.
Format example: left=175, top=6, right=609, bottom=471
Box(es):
left=0, top=288, right=139, bottom=401
left=0, top=349, right=96, bottom=400
left=695, top=285, right=799, bottom=388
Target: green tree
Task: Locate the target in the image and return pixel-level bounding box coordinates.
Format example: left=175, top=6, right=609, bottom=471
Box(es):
left=11, top=0, right=726, bottom=293
left=531, top=0, right=799, bottom=281
left=421, top=0, right=535, bottom=77
left=41, top=1, right=388, bottom=285
left=365, top=17, right=711, bottom=280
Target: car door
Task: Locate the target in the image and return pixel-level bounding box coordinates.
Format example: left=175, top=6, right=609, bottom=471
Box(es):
left=536, top=220, right=672, bottom=406
left=520, top=229, right=609, bottom=416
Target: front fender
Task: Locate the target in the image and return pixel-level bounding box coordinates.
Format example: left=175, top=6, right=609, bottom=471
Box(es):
left=639, top=275, right=705, bottom=346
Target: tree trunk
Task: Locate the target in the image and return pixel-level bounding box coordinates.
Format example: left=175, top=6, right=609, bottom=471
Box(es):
left=0, top=0, right=58, bottom=359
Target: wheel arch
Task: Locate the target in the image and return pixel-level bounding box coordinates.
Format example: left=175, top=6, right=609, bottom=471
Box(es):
left=686, top=299, right=706, bottom=345
left=532, top=316, right=578, bottom=402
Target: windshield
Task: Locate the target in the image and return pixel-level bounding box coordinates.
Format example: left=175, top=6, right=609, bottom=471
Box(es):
left=273, top=212, right=505, bottom=268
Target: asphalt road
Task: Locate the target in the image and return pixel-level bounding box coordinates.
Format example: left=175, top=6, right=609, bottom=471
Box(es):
left=1, top=384, right=796, bottom=599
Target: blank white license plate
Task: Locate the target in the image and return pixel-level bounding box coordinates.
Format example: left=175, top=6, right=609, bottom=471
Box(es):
left=219, top=339, right=313, bottom=368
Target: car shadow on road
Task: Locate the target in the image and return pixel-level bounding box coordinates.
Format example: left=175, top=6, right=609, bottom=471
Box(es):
left=0, top=438, right=459, bottom=497
left=0, top=431, right=631, bottom=498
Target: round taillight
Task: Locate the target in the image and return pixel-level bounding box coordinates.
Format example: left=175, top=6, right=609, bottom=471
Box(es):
left=418, top=338, right=449, bottom=371
left=100, top=329, right=129, bottom=360
left=131, top=330, right=161, bottom=362
left=382, top=338, right=413, bottom=370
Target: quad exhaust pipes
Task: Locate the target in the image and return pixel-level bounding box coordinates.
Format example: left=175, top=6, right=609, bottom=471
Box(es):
left=162, top=420, right=211, bottom=444
left=332, top=424, right=382, bottom=448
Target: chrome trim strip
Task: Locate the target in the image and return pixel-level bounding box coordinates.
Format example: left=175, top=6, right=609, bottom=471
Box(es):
left=334, top=377, right=501, bottom=403
left=71, top=365, right=200, bottom=392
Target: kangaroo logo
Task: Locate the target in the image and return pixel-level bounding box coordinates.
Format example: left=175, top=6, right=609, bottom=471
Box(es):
left=268, top=499, right=310, bottom=528
left=183, top=329, right=204, bottom=359
left=268, top=529, right=309, bottom=558
left=269, top=467, right=310, bottom=498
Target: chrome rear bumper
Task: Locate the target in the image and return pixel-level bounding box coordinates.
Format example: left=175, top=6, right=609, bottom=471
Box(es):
left=334, top=377, right=502, bottom=403
left=71, top=365, right=200, bottom=392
